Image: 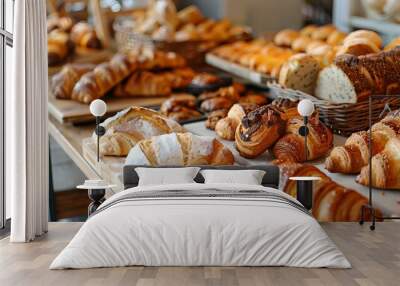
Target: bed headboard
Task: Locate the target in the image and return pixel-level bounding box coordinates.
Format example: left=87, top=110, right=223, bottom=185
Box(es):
left=123, top=165, right=280, bottom=190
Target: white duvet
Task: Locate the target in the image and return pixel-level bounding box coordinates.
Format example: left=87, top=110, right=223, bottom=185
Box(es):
left=50, top=183, right=351, bottom=269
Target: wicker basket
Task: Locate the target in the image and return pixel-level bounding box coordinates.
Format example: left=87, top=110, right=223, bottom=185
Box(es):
left=113, top=17, right=252, bottom=67
left=268, top=83, right=400, bottom=136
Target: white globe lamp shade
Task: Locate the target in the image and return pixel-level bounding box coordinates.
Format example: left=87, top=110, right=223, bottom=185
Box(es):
left=297, top=99, right=315, bottom=117
left=90, top=99, right=107, bottom=117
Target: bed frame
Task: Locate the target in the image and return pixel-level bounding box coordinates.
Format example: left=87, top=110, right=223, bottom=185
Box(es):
left=123, top=165, right=280, bottom=190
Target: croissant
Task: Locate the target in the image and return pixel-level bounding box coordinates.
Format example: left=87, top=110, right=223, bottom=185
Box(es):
left=51, top=63, right=95, bottom=99
left=235, top=105, right=286, bottom=158
left=325, top=111, right=400, bottom=174
left=99, top=106, right=185, bottom=156
left=114, top=71, right=172, bottom=97
left=47, top=30, right=73, bottom=66
left=272, top=115, right=333, bottom=163
left=70, top=22, right=102, bottom=49
left=72, top=54, right=137, bottom=104
left=279, top=162, right=380, bottom=222
left=357, top=137, right=400, bottom=189
left=125, top=132, right=235, bottom=166
left=215, top=103, right=259, bottom=141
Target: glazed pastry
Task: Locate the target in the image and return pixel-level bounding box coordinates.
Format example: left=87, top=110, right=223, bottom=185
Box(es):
left=272, top=115, right=333, bottom=163
left=357, top=137, right=400, bottom=189
left=326, top=30, right=347, bottom=45
left=291, top=36, right=313, bottom=52
left=125, top=132, right=235, bottom=166
left=198, top=85, right=243, bottom=102
left=311, top=24, right=336, bottom=41
left=71, top=54, right=137, bottom=104
left=279, top=162, right=380, bottom=222
left=325, top=111, right=400, bottom=173
left=51, top=63, right=95, bottom=99
left=278, top=53, right=321, bottom=95
left=215, top=103, right=259, bottom=141
left=200, top=97, right=235, bottom=113
left=191, top=73, right=220, bottom=86
left=99, top=106, right=185, bottom=156
left=114, top=71, right=172, bottom=97
left=205, top=109, right=228, bottom=130
left=160, top=94, right=197, bottom=114
left=47, top=30, right=73, bottom=66
left=160, top=94, right=201, bottom=121
left=140, top=51, right=186, bottom=70
left=343, top=30, right=382, bottom=49
left=299, top=24, right=318, bottom=37
left=70, top=22, right=102, bottom=49
left=235, top=105, right=286, bottom=158
left=274, top=29, right=300, bottom=47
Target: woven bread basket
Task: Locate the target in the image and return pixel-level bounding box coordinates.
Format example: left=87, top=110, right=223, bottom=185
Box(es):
left=268, top=83, right=400, bottom=136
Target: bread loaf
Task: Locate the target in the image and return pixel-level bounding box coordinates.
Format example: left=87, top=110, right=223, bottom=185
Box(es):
left=278, top=53, right=321, bottom=95
left=315, top=47, right=400, bottom=103
left=125, top=132, right=234, bottom=166
left=99, top=106, right=185, bottom=156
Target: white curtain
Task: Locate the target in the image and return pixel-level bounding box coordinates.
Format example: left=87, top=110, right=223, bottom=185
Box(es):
left=8, top=0, right=49, bottom=242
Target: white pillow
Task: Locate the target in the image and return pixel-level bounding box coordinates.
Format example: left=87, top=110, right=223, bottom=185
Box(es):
left=135, top=167, right=200, bottom=186
left=200, top=169, right=266, bottom=185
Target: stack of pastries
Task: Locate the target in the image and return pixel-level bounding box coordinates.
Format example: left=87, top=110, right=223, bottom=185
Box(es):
left=50, top=50, right=195, bottom=104
left=325, top=110, right=400, bottom=189
left=47, top=14, right=102, bottom=66
left=131, top=1, right=248, bottom=42
left=279, top=162, right=381, bottom=221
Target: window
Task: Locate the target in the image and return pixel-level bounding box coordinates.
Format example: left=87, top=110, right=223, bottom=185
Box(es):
left=0, top=0, right=14, bottom=230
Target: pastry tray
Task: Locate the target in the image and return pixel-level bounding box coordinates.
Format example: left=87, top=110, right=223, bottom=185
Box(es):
left=205, top=53, right=276, bottom=87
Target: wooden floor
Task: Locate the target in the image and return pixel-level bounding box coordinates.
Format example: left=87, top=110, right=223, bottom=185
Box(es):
left=0, top=222, right=399, bottom=286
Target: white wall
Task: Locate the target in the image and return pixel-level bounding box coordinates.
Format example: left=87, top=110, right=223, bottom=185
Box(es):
left=179, top=0, right=304, bottom=35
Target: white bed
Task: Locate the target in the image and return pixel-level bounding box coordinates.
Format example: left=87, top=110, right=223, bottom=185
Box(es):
left=50, top=177, right=350, bottom=269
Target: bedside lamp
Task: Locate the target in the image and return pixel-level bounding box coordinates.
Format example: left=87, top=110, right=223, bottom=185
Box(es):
left=90, top=99, right=107, bottom=162
left=297, top=99, right=315, bottom=162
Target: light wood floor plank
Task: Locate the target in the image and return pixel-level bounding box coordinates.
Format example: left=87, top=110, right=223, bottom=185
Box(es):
left=0, top=222, right=399, bottom=286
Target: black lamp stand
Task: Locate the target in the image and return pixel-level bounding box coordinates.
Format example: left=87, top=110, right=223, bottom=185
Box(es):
left=95, top=116, right=106, bottom=162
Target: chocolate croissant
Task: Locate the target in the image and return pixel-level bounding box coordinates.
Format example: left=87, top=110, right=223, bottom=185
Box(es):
left=235, top=105, right=286, bottom=158
left=272, top=115, right=333, bottom=163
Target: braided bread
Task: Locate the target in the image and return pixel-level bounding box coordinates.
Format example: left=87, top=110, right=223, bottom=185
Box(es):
left=72, top=54, right=137, bottom=104
left=51, top=63, right=95, bottom=99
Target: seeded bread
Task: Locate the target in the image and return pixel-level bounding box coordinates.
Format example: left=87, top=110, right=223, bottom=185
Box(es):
left=279, top=54, right=321, bottom=95
left=315, top=47, right=400, bottom=103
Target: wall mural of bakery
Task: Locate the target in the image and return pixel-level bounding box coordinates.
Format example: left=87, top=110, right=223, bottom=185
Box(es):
left=46, top=0, right=400, bottom=223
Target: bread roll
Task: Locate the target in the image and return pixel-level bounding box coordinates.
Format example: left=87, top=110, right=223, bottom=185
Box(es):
left=274, top=29, right=300, bottom=47
left=385, top=37, right=400, bottom=51
left=344, top=30, right=382, bottom=49
left=291, top=36, right=313, bottom=52
left=300, top=24, right=318, bottom=37
left=326, top=30, right=347, bottom=45
left=336, top=37, right=380, bottom=56
left=311, top=25, right=336, bottom=41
